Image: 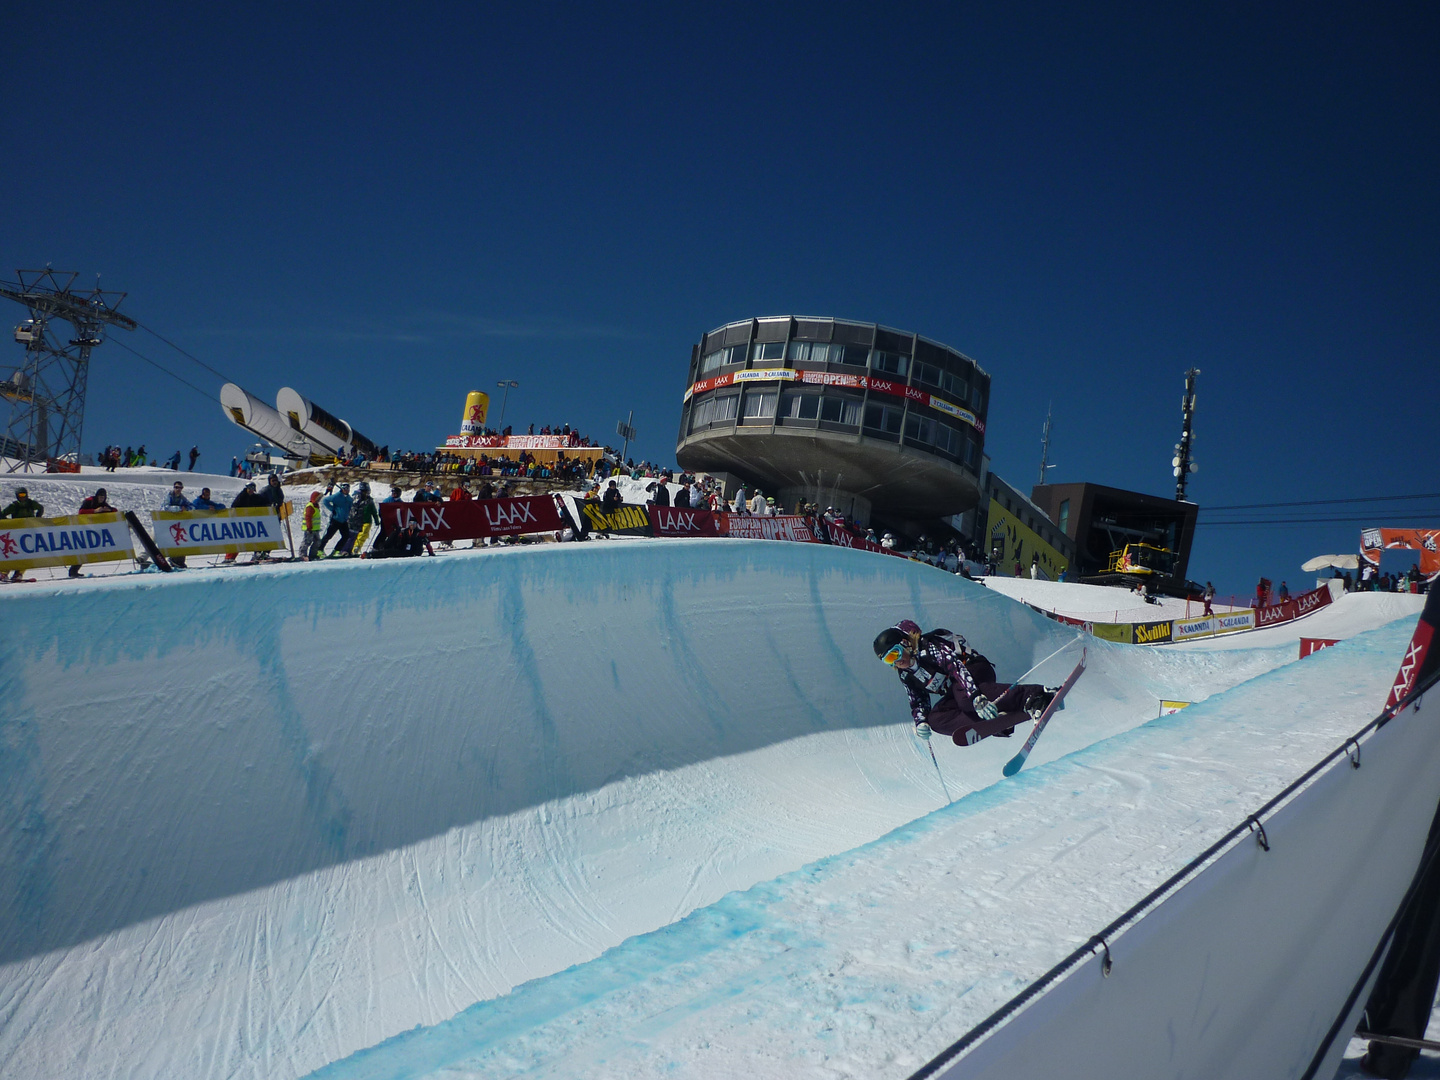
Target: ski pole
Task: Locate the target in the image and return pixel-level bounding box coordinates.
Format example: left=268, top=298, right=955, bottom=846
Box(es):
left=1010, top=636, right=1082, bottom=687
left=927, top=740, right=951, bottom=805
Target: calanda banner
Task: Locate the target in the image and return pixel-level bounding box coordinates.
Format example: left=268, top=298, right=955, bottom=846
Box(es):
left=1360, top=528, right=1440, bottom=579
left=379, top=495, right=565, bottom=542
left=153, top=507, right=285, bottom=557
left=0, top=511, right=134, bottom=572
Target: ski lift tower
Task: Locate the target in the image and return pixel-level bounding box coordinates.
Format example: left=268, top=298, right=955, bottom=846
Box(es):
left=0, top=269, right=136, bottom=471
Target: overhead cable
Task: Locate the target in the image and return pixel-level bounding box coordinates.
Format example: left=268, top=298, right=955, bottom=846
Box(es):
left=108, top=337, right=217, bottom=401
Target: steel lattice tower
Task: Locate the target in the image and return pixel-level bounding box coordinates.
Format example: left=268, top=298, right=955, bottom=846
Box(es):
left=0, top=269, right=136, bottom=471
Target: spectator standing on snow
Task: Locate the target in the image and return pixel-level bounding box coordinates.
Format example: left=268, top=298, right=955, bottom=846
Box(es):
left=191, top=488, right=225, bottom=511
left=673, top=483, right=690, bottom=509
left=1278, top=581, right=1290, bottom=602
left=1203, top=581, right=1216, bottom=616
left=230, top=456, right=239, bottom=476
left=1, top=485, right=44, bottom=582
left=319, top=483, right=354, bottom=556
left=188, top=445, right=200, bottom=471
left=79, top=487, right=114, bottom=515
left=167, top=450, right=182, bottom=471
left=300, top=492, right=324, bottom=560
left=749, top=490, right=765, bottom=515
left=344, top=482, right=380, bottom=555
left=161, top=481, right=192, bottom=568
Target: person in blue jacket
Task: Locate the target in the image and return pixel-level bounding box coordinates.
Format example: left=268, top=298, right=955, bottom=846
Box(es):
left=319, top=483, right=354, bottom=557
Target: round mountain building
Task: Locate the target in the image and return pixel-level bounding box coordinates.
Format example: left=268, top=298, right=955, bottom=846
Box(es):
left=675, top=316, right=989, bottom=528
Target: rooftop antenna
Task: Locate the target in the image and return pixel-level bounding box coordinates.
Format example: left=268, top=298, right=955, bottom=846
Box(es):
left=1037, top=402, right=1057, bottom=486
left=1173, top=368, right=1200, bottom=501
left=1, top=269, right=137, bottom=471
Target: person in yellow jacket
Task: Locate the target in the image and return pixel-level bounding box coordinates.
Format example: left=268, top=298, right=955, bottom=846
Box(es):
left=300, top=491, right=324, bottom=560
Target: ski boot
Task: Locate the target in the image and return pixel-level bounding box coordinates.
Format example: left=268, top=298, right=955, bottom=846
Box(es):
left=1024, top=686, right=1061, bottom=720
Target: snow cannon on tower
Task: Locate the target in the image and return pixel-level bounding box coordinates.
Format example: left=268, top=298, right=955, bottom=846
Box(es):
left=219, top=383, right=326, bottom=464
left=275, top=387, right=379, bottom=460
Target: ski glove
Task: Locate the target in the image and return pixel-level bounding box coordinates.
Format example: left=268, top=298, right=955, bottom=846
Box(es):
left=972, top=694, right=999, bottom=722
left=914, top=722, right=932, bottom=741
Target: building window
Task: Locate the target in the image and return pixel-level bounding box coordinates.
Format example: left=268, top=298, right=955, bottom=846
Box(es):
left=780, top=390, right=821, bottom=420
left=903, top=413, right=935, bottom=445
left=863, top=402, right=904, bottom=435
left=913, top=361, right=944, bottom=388
left=819, top=396, right=862, bottom=426
left=741, top=390, right=777, bottom=420
left=1058, top=499, right=1070, bottom=533
left=751, top=341, right=785, bottom=363
left=869, top=350, right=909, bottom=378
left=787, top=340, right=810, bottom=362
left=699, top=344, right=748, bottom=375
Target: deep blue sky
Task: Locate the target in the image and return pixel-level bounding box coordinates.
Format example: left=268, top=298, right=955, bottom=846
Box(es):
left=4, top=4, right=1437, bottom=594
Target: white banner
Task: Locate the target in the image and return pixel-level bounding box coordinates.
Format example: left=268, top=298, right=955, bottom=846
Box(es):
left=0, top=512, right=134, bottom=572
left=152, top=507, right=284, bottom=557
left=1214, top=609, right=1256, bottom=634
left=1172, top=615, right=1217, bottom=641
left=931, top=690, right=1440, bottom=1080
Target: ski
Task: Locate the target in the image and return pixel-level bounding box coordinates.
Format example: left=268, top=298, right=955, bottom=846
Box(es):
left=1003, top=647, right=1087, bottom=778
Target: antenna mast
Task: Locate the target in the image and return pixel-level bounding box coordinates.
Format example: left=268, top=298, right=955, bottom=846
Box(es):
left=1037, top=402, right=1056, bottom=486
left=1173, top=368, right=1200, bottom=501
left=1, top=269, right=136, bottom=471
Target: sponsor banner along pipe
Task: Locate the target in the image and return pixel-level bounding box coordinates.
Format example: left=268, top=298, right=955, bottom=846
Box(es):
left=1300, top=638, right=1342, bottom=659
left=151, top=508, right=285, bottom=558
left=0, top=512, right=134, bottom=571
left=378, top=497, right=565, bottom=543
left=1255, top=586, right=1334, bottom=628
left=682, top=368, right=984, bottom=433
left=573, top=501, right=653, bottom=537
left=1384, top=585, right=1440, bottom=712
left=648, top=505, right=723, bottom=538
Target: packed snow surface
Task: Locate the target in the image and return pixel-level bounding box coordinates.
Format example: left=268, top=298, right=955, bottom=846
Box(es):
left=0, top=488, right=1427, bottom=1079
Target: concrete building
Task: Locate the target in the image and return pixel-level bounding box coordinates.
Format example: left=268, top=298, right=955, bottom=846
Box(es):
left=675, top=316, right=989, bottom=527
left=1030, top=481, right=1199, bottom=586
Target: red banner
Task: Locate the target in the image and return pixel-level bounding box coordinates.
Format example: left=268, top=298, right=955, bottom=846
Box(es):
left=827, top=523, right=907, bottom=558
left=1360, top=528, right=1440, bottom=579
left=648, top=506, right=724, bottom=538
left=1299, top=638, right=1341, bottom=658
left=379, top=496, right=564, bottom=541
left=723, top=514, right=822, bottom=543
left=1254, top=585, right=1333, bottom=628
left=442, top=434, right=585, bottom=450
left=683, top=369, right=985, bottom=433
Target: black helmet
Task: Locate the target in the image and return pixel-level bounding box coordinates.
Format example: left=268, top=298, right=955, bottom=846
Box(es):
left=873, top=626, right=908, bottom=659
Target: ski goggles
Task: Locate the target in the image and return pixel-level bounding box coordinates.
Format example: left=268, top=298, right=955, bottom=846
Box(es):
left=880, top=643, right=907, bottom=666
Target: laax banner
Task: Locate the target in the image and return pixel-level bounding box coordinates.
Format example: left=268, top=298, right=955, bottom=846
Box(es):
left=827, top=523, right=906, bottom=557
left=379, top=496, right=564, bottom=542
left=648, top=506, right=723, bottom=538
left=1255, top=585, right=1333, bottom=628
left=0, top=511, right=134, bottom=572
left=153, top=507, right=284, bottom=557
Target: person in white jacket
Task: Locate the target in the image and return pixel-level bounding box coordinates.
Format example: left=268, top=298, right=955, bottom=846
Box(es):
left=749, top=490, right=766, bottom=515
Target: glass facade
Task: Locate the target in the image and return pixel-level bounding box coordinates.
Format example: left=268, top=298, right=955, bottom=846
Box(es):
left=682, top=317, right=988, bottom=473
